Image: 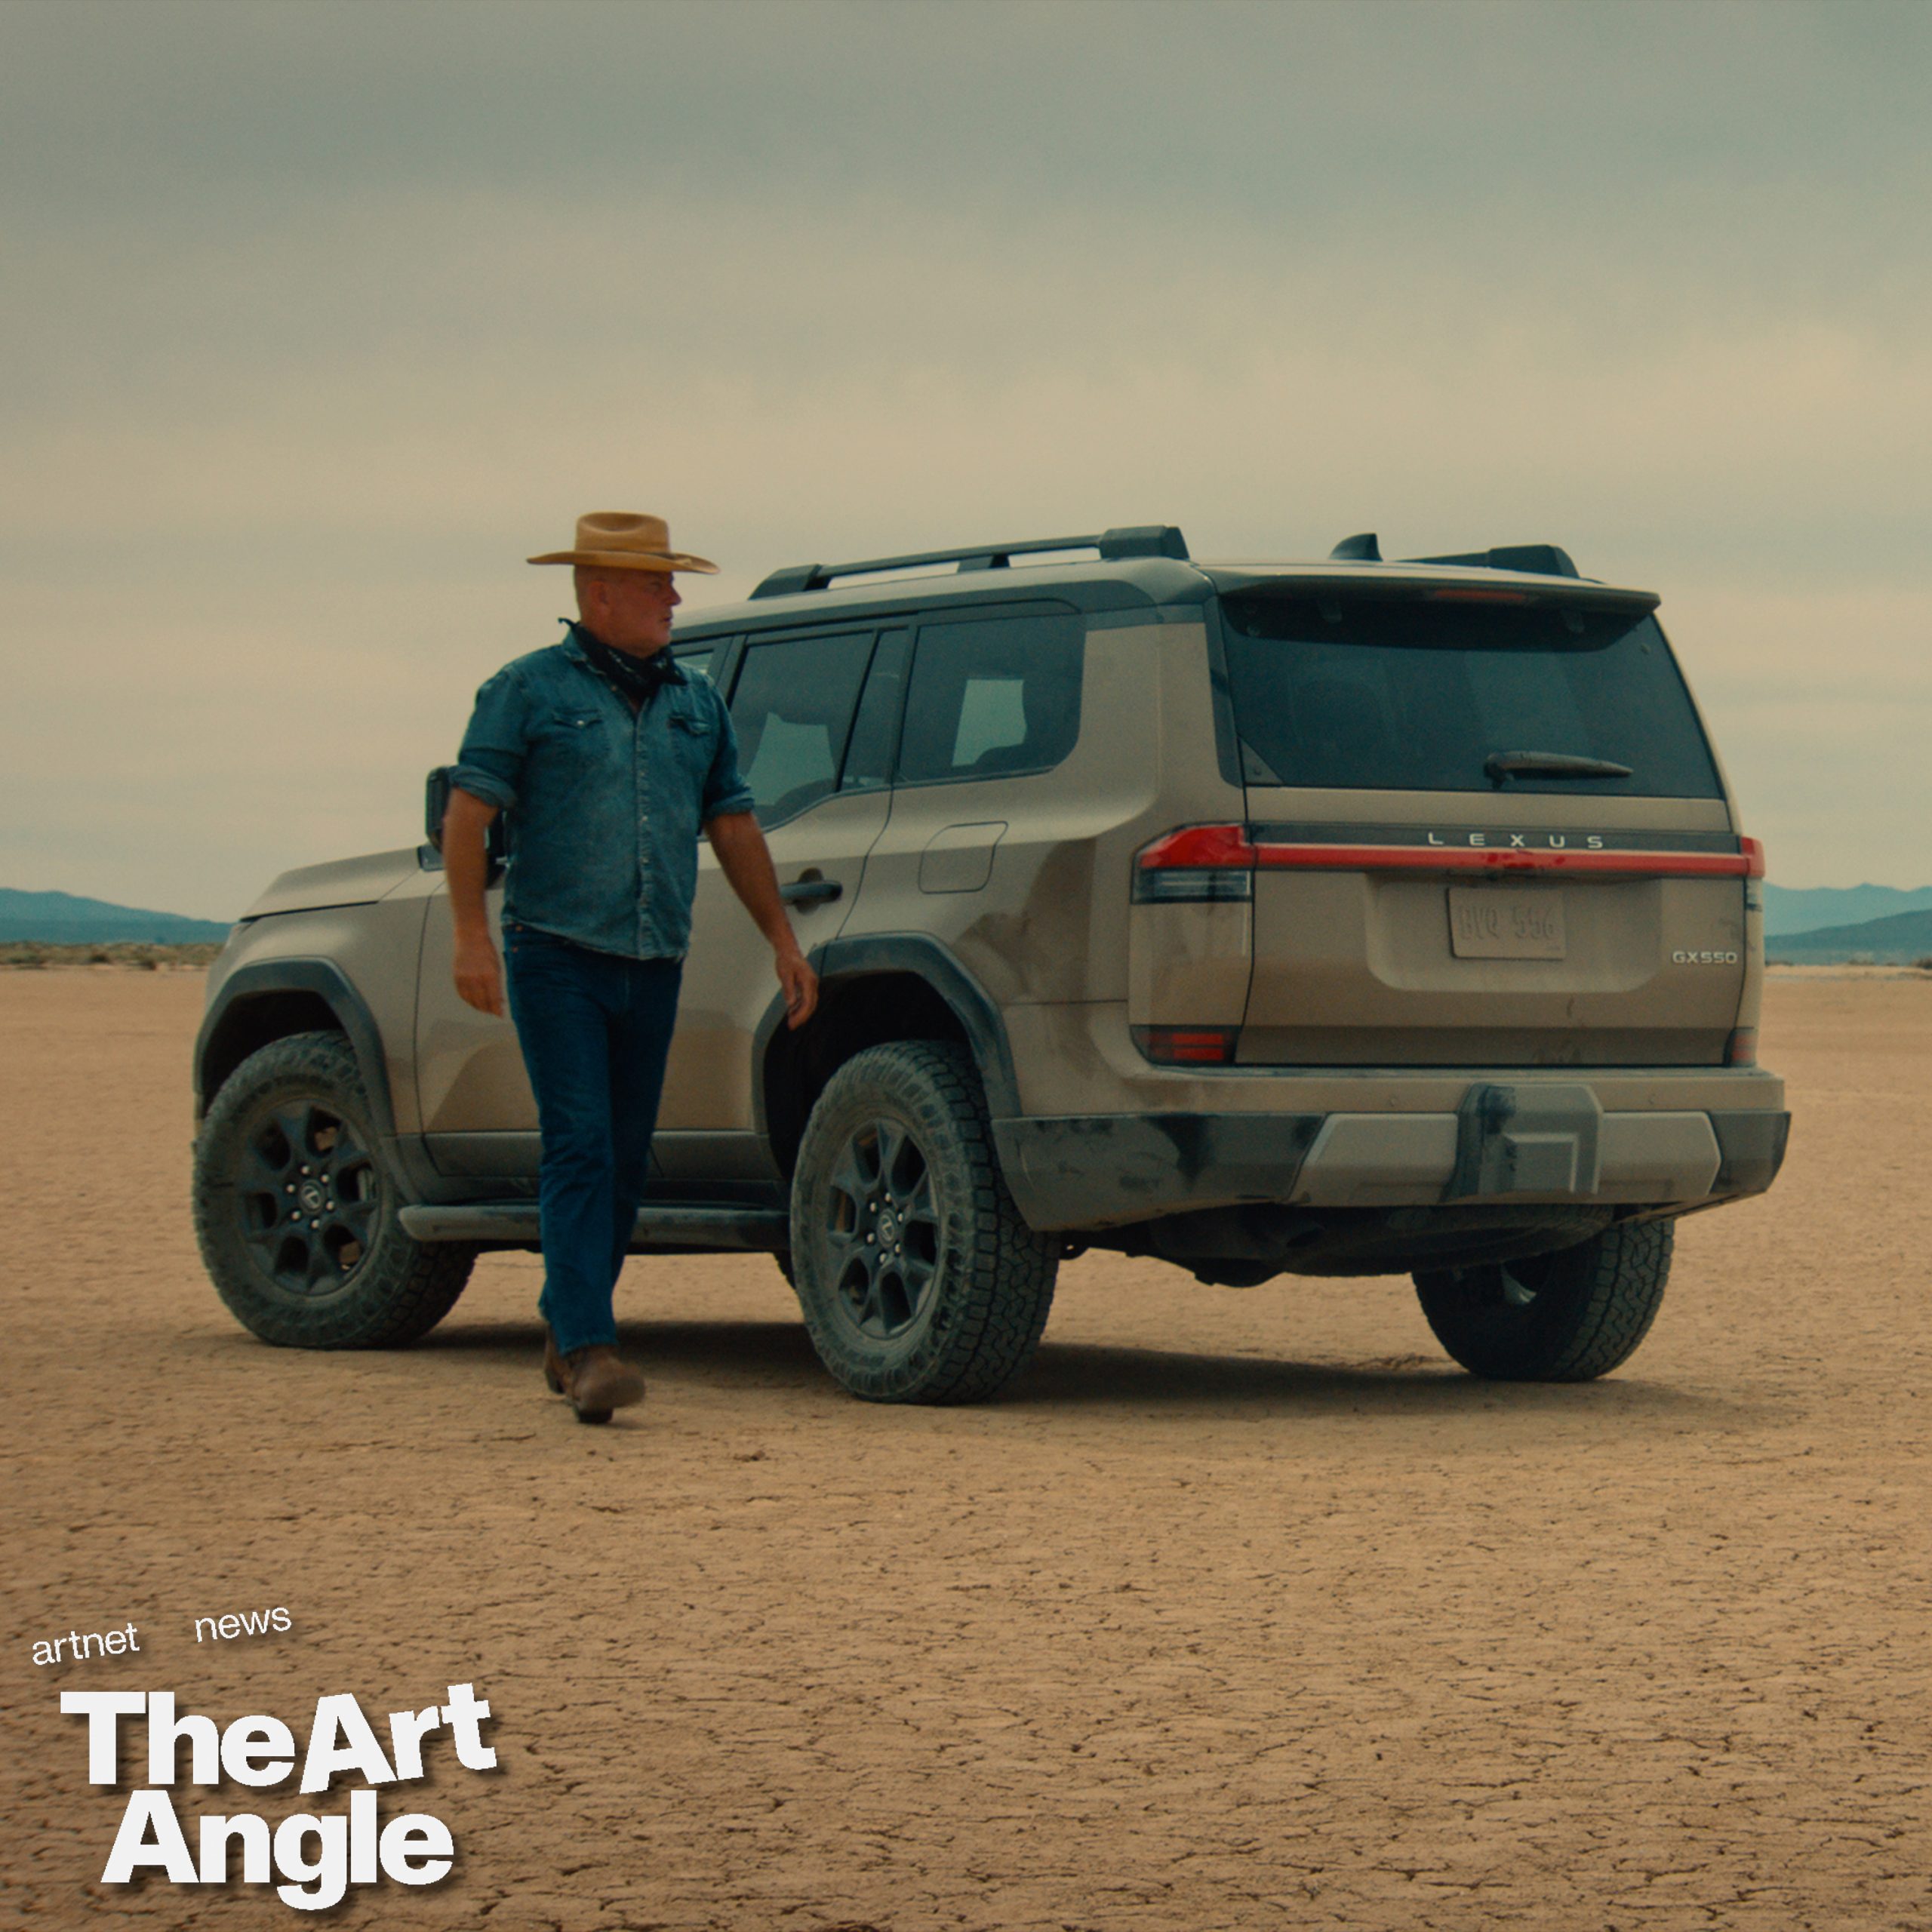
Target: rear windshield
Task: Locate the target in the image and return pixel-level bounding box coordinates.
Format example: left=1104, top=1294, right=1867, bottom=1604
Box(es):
left=1217, top=592, right=1722, bottom=798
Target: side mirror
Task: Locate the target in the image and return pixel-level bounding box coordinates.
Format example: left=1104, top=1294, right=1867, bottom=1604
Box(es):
left=423, top=768, right=507, bottom=868
left=424, top=766, right=453, bottom=851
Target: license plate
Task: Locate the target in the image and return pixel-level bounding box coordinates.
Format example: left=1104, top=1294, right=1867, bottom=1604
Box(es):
left=1447, top=887, right=1567, bottom=960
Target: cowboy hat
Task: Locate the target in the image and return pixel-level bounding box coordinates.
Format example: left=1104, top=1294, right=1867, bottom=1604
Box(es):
left=528, top=511, right=718, bottom=574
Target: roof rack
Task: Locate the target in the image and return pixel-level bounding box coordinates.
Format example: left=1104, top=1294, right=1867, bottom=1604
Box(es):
left=1327, top=534, right=1581, bottom=580
left=751, top=525, right=1190, bottom=600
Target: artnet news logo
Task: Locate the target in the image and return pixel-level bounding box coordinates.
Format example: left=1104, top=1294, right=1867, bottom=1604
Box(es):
left=60, top=1682, right=499, bottom=1912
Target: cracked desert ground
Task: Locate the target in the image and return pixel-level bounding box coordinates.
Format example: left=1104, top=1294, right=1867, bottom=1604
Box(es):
left=4, top=969, right=1929, bottom=1931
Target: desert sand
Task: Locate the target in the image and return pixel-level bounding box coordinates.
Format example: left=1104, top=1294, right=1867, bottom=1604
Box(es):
left=3, top=971, right=1929, bottom=1930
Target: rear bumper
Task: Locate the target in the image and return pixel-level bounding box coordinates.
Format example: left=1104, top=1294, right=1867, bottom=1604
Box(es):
left=992, top=1091, right=1790, bottom=1232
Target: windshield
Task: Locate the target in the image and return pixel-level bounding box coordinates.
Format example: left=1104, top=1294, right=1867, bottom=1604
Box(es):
left=1217, top=592, right=1723, bottom=798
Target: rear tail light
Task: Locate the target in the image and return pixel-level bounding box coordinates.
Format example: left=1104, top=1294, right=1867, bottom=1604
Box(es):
left=1725, top=1027, right=1758, bottom=1067
left=1131, top=867, right=1252, bottom=904
left=1136, top=824, right=1258, bottom=869
left=1136, top=823, right=1765, bottom=881
left=1132, top=825, right=1256, bottom=903
left=1131, top=1025, right=1239, bottom=1066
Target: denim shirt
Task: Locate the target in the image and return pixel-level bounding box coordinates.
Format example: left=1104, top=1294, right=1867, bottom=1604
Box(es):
left=450, top=626, right=755, bottom=959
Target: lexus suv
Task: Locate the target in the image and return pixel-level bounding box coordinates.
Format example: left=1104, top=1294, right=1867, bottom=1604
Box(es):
left=192, top=525, right=1789, bottom=1402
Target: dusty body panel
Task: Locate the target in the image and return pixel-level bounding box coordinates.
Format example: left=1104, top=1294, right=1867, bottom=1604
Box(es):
left=660, top=787, right=888, bottom=1135
left=239, top=848, right=422, bottom=920
left=205, top=881, right=432, bottom=1134
left=998, top=998, right=1784, bottom=1121
left=405, top=867, right=537, bottom=1169
left=846, top=623, right=1244, bottom=1017
left=1237, top=797, right=1750, bottom=1067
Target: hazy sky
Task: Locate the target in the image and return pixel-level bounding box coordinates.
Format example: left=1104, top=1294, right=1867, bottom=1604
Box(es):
left=4, top=0, right=1927, bottom=916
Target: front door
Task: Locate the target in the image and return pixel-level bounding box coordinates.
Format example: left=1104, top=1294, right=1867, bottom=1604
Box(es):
left=411, top=638, right=734, bottom=1182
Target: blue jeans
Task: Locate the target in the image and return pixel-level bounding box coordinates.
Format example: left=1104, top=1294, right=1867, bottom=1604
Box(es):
left=503, top=923, right=684, bottom=1357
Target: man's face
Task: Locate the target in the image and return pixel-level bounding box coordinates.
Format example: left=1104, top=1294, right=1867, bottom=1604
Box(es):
left=581, top=568, right=681, bottom=656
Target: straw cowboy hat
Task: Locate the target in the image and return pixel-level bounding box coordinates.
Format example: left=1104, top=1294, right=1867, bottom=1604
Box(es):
left=528, top=511, right=719, bottom=574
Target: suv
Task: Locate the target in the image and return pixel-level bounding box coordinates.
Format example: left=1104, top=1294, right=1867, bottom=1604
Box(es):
left=192, top=525, right=1789, bottom=1402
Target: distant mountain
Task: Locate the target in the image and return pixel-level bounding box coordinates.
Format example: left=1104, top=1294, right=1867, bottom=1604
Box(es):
left=1767, top=907, right=1932, bottom=964
left=1763, top=882, right=1932, bottom=937
left=0, top=888, right=231, bottom=943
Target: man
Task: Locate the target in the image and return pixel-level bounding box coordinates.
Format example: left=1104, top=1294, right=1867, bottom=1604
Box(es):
left=444, top=511, right=817, bottom=1424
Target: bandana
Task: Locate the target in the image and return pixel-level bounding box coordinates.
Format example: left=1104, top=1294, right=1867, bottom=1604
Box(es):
left=571, top=623, right=679, bottom=713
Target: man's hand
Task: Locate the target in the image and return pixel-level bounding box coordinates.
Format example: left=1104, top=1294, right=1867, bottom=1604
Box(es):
left=777, top=946, right=818, bottom=1029
left=444, top=786, right=507, bottom=1018
left=453, top=930, right=506, bottom=1017
left=707, top=812, right=820, bottom=1029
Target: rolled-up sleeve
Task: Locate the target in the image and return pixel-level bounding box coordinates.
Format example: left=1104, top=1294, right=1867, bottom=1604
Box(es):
left=451, top=667, right=528, bottom=812
left=699, top=691, right=757, bottom=821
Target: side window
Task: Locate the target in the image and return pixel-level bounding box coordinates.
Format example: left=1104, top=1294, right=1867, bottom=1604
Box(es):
left=840, top=629, right=911, bottom=794
left=728, top=630, right=876, bottom=826
left=672, top=644, right=718, bottom=683
left=897, top=613, right=1085, bottom=786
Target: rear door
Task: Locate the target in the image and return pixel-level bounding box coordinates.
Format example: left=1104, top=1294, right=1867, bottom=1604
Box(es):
left=654, top=626, right=895, bottom=1163
left=1217, top=583, right=1752, bottom=1066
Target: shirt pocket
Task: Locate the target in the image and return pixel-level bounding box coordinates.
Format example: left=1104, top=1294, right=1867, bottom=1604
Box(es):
left=666, top=708, right=716, bottom=767
left=528, top=708, right=612, bottom=791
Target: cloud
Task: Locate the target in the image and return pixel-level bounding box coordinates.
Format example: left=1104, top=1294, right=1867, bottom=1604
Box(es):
left=2, top=0, right=1927, bottom=911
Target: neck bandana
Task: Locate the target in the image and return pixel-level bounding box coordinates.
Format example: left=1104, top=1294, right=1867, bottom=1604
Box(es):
left=572, top=623, right=678, bottom=712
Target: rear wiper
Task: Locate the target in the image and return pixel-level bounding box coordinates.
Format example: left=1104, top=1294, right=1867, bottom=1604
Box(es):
left=1484, top=750, right=1633, bottom=787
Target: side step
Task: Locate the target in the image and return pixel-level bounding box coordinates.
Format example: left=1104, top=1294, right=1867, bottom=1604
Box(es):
left=398, top=1203, right=789, bottom=1253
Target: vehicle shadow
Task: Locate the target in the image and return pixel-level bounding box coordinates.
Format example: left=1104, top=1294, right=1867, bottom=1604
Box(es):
left=1014, top=1338, right=1732, bottom=1420
left=417, top=1316, right=1744, bottom=1423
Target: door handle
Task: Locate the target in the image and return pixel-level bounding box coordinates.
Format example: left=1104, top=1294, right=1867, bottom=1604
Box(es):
left=780, top=877, right=844, bottom=906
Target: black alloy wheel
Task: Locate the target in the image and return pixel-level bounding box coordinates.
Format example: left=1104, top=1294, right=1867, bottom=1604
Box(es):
left=823, top=1116, right=943, bottom=1340
left=232, top=1095, right=381, bottom=1295
left=789, top=1040, right=1058, bottom=1404
left=194, top=1032, right=475, bottom=1348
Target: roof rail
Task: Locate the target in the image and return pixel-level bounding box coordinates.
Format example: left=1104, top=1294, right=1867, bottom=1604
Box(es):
left=750, top=525, right=1189, bottom=600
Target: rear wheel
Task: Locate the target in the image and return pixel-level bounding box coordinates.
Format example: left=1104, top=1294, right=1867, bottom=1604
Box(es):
left=789, top=1041, right=1057, bottom=1403
left=1414, top=1220, right=1672, bottom=1382
left=193, top=1032, right=475, bottom=1348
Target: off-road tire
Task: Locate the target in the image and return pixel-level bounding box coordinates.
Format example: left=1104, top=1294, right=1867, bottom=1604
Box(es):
left=1414, top=1220, right=1672, bottom=1382
left=789, top=1041, right=1057, bottom=1404
left=193, top=1031, right=475, bottom=1349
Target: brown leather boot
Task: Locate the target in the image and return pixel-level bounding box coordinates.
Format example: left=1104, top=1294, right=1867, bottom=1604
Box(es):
left=554, top=1343, right=645, bottom=1424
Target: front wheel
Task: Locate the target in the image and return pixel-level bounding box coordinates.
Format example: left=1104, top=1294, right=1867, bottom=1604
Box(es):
left=193, top=1031, right=475, bottom=1348
left=789, top=1041, right=1058, bottom=1403
left=1414, top=1220, right=1672, bottom=1382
